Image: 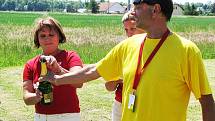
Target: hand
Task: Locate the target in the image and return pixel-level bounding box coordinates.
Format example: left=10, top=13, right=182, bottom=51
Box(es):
left=116, top=79, right=123, bottom=84
left=41, top=55, right=62, bottom=74
left=34, top=89, right=42, bottom=103
left=38, top=74, right=61, bottom=86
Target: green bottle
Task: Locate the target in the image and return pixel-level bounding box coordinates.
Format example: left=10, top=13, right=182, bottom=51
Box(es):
left=38, top=57, right=53, bottom=105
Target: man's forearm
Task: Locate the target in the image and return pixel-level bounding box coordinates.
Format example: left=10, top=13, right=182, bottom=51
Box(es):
left=55, top=64, right=100, bottom=85
left=200, top=94, right=215, bottom=121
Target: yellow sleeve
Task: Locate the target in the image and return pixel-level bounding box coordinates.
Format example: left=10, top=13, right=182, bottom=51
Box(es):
left=186, top=46, right=212, bottom=99
left=96, top=42, right=124, bottom=81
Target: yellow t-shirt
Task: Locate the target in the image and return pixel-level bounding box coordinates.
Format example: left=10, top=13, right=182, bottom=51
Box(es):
left=96, top=33, right=212, bottom=121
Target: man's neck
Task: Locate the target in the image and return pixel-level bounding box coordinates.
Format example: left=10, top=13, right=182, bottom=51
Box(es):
left=146, top=21, right=168, bottom=39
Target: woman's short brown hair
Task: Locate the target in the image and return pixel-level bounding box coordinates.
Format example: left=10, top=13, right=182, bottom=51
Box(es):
left=121, top=11, right=136, bottom=23
left=33, top=16, right=66, bottom=48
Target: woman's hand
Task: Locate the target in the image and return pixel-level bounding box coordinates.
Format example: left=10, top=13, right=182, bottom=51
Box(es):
left=105, top=79, right=123, bottom=91
left=35, top=88, right=43, bottom=103
left=41, top=55, right=62, bottom=74
left=23, top=81, right=43, bottom=105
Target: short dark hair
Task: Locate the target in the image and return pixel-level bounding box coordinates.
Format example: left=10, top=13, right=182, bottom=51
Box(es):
left=33, top=17, right=66, bottom=48
left=133, top=0, right=173, bottom=21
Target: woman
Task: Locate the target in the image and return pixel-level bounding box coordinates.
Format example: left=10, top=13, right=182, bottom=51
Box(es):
left=23, top=16, right=83, bottom=121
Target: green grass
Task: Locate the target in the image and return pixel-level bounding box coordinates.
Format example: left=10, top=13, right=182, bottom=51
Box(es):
left=0, top=11, right=122, bottom=28
left=196, top=42, right=215, bottom=59
left=0, top=11, right=215, bottom=68
left=0, top=67, right=113, bottom=121
left=0, top=60, right=215, bottom=121
left=169, top=16, right=215, bottom=32
left=1, top=12, right=215, bottom=31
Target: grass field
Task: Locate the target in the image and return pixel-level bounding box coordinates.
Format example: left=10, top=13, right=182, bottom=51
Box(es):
left=0, top=12, right=215, bottom=68
left=0, top=59, right=214, bottom=121
left=0, top=11, right=215, bottom=120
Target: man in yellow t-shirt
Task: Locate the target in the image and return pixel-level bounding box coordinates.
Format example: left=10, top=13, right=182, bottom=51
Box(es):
left=44, top=0, right=215, bottom=121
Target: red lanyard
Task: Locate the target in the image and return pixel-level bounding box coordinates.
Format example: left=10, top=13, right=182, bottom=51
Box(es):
left=132, top=29, right=170, bottom=90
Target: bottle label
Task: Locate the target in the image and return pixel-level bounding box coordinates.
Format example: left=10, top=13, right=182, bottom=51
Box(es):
left=44, top=94, right=51, bottom=103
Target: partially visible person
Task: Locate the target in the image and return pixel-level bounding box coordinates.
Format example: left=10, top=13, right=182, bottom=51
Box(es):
left=22, top=17, right=83, bottom=121
left=122, top=11, right=145, bottom=37
left=105, top=11, right=145, bottom=121
left=40, top=0, right=215, bottom=120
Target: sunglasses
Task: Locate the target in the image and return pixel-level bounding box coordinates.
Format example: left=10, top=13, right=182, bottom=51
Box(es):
left=133, top=0, right=157, bottom=5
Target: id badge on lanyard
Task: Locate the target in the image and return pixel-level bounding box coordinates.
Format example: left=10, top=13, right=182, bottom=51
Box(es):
left=128, top=90, right=136, bottom=112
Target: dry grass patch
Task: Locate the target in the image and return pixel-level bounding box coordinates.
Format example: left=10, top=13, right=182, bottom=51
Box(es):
left=0, top=60, right=215, bottom=121
left=178, top=32, right=215, bottom=43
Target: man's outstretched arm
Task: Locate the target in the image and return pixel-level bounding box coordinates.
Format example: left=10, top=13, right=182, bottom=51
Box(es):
left=44, top=64, right=101, bottom=86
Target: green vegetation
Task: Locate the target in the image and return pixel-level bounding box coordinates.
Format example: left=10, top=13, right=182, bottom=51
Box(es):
left=0, top=12, right=122, bottom=27
left=169, top=16, right=215, bottom=32
left=0, top=11, right=215, bottom=121
left=0, top=12, right=215, bottom=68
left=0, top=59, right=215, bottom=121
left=0, top=67, right=112, bottom=121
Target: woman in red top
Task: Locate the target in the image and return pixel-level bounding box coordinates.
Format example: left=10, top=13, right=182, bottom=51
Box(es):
left=23, top=17, right=83, bottom=121
left=105, top=11, right=144, bottom=121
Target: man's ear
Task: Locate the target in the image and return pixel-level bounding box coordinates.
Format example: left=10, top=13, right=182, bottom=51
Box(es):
left=152, top=4, right=161, bottom=17
left=153, top=4, right=161, bottom=13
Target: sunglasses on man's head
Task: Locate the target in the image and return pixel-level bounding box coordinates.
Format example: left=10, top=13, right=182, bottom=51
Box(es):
left=133, top=0, right=157, bottom=5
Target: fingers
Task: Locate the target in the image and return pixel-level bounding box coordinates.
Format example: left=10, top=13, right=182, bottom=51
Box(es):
left=43, top=55, right=61, bottom=73
left=36, top=89, right=42, bottom=98
left=45, top=56, right=56, bottom=67
left=48, top=75, right=62, bottom=86
left=38, top=75, right=59, bottom=86
left=34, top=89, right=42, bottom=103
left=41, top=55, right=60, bottom=73
left=41, top=55, right=56, bottom=66
left=38, top=76, right=47, bottom=82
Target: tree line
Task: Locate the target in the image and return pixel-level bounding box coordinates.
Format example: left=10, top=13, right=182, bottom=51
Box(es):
left=183, top=2, right=215, bottom=15
left=0, top=0, right=215, bottom=15
left=0, top=0, right=100, bottom=13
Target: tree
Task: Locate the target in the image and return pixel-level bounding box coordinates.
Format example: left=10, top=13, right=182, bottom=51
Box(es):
left=0, top=0, right=6, bottom=10
left=2, top=0, right=16, bottom=11
left=54, top=1, right=65, bottom=11
left=15, top=0, right=28, bottom=11
left=27, top=0, right=50, bottom=11
left=74, top=0, right=83, bottom=11
left=184, top=2, right=191, bottom=15
left=191, top=3, right=198, bottom=15
left=27, top=0, right=37, bottom=11
left=66, top=2, right=75, bottom=12
left=90, top=0, right=99, bottom=13
left=184, top=2, right=198, bottom=15
left=35, top=1, right=50, bottom=11
left=211, top=3, right=215, bottom=14
left=203, top=4, right=209, bottom=10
